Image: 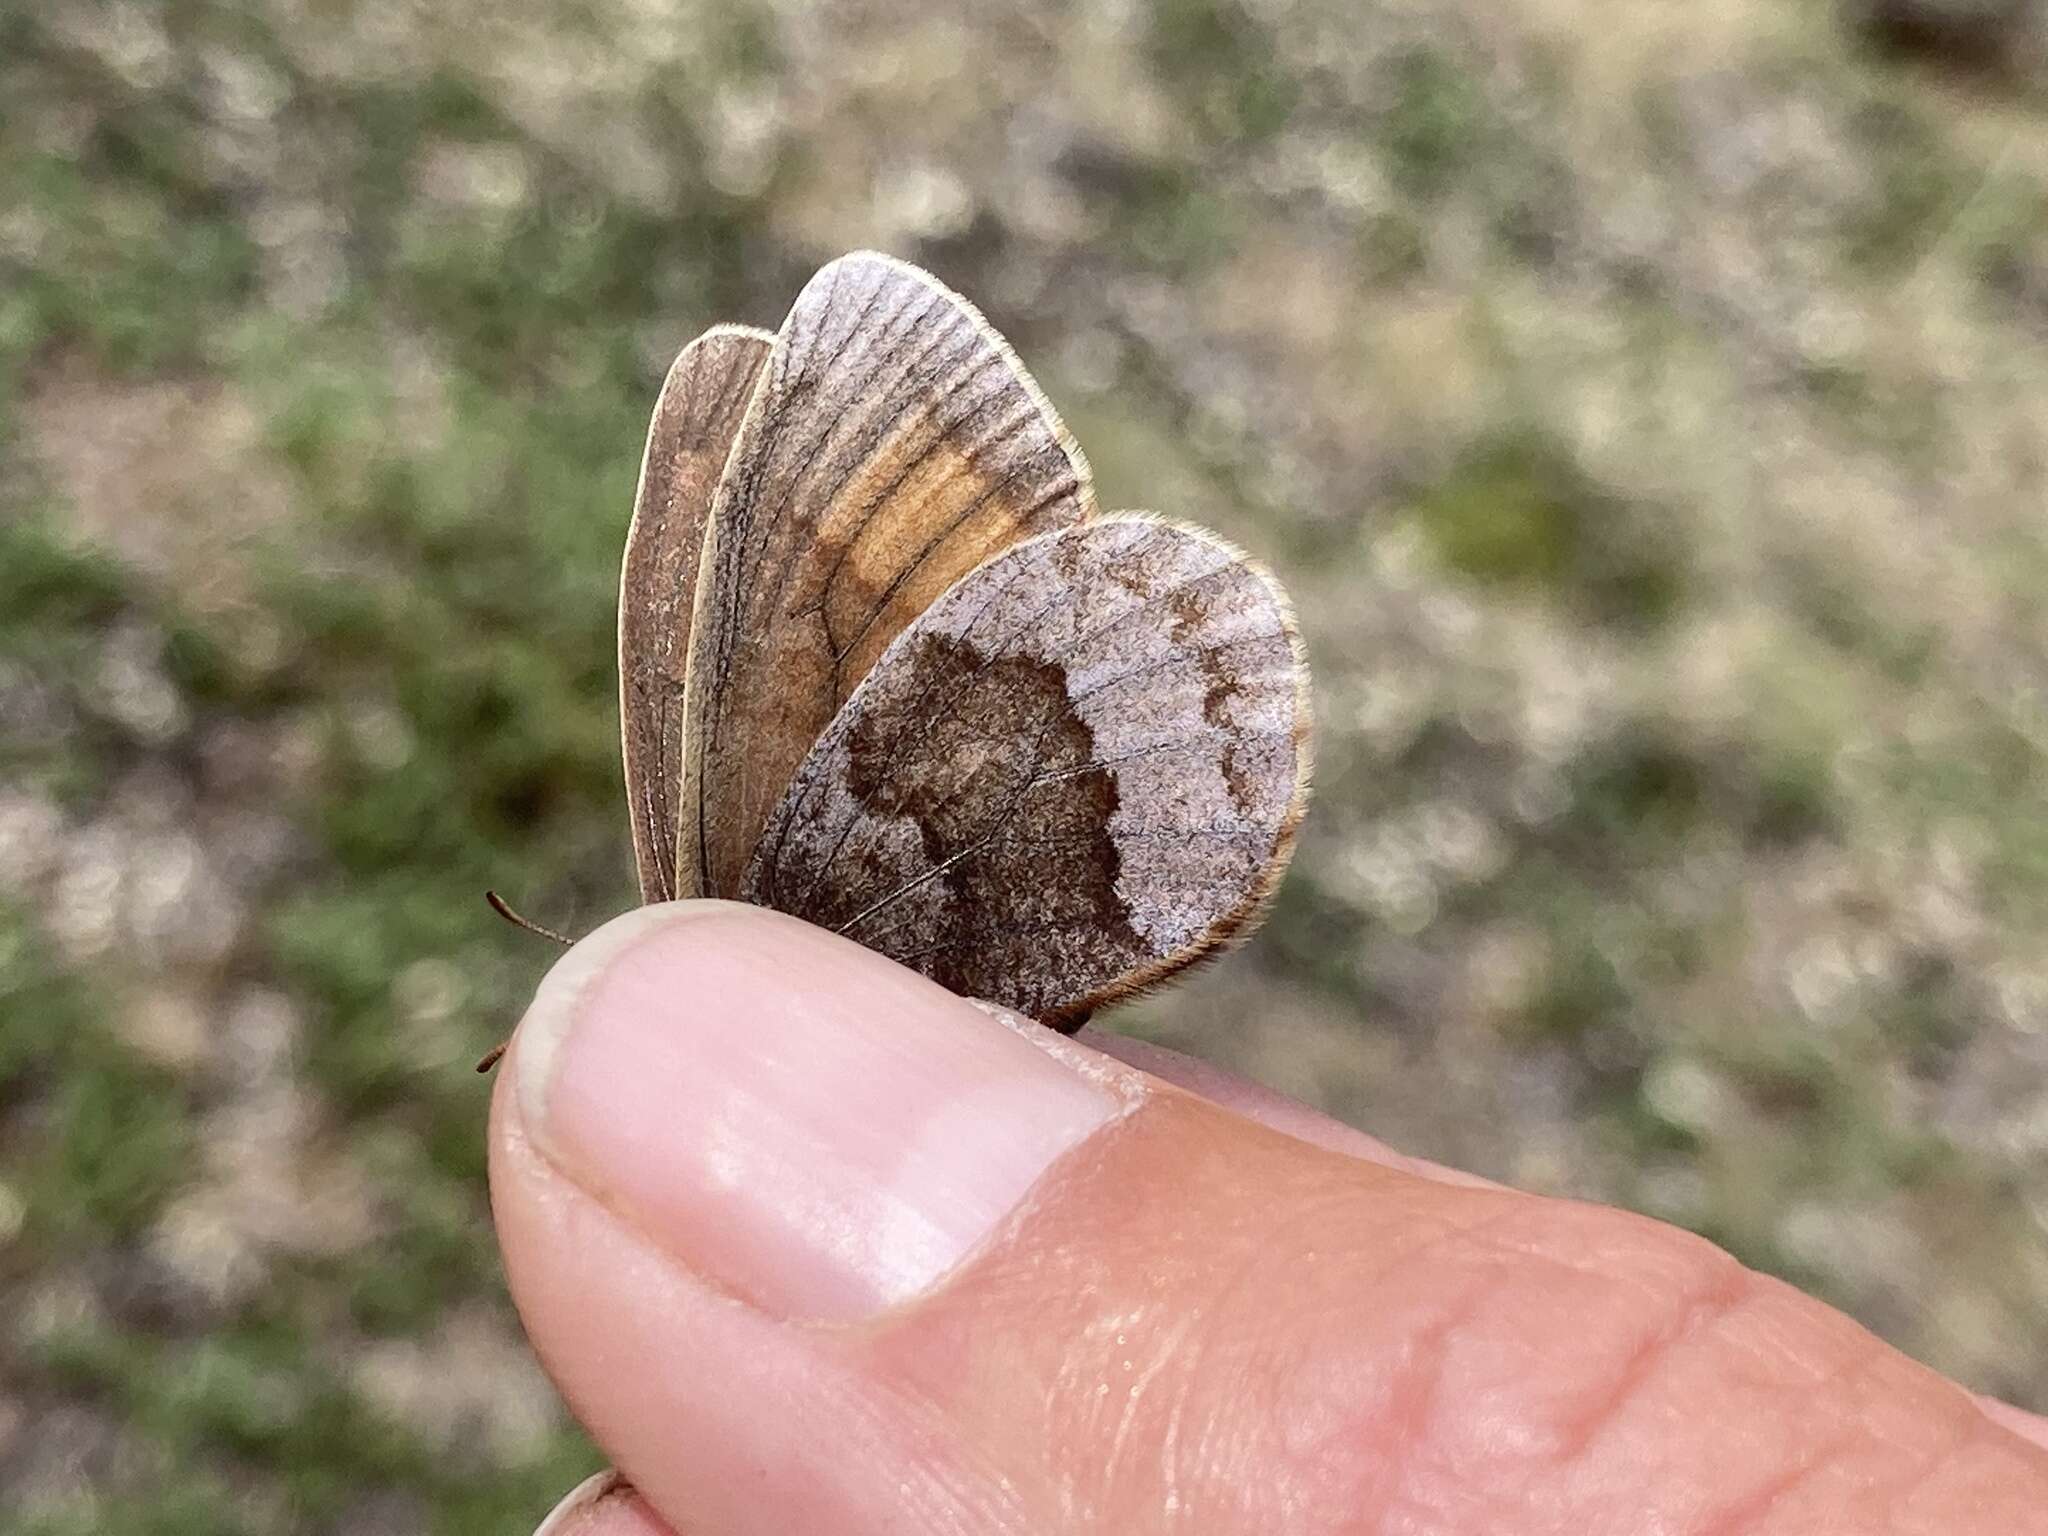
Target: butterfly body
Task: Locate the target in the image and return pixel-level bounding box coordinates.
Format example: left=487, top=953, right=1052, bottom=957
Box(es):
left=620, top=253, right=1309, bottom=1029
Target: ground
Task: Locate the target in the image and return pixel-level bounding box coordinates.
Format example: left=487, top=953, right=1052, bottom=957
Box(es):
left=3, top=1, right=2047, bottom=1531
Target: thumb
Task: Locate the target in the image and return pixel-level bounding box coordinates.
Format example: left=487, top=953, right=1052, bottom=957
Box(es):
left=490, top=904, right=2048, bottom=1536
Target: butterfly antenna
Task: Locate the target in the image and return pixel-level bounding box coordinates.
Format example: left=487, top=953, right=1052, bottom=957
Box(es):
left=485, top=889, right=575, bottom=947
left=476, top=891, right=577, bottom=1073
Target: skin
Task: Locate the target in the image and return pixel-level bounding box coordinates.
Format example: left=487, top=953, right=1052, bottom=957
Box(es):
left=492, top=905, right=2048, bottom=1536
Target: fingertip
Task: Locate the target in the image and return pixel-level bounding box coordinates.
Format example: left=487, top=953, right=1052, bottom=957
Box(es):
left=499, top=898, right=1121, bottom=1320
left=533, top=1471, right=675, bottom=1536
left=509, top=901, right=728, bottom=1143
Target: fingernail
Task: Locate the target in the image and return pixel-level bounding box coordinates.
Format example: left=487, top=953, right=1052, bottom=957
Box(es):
left=532, top=1470, right=628, bottom=1536
left=511, top=902, right=1119, bottom=1321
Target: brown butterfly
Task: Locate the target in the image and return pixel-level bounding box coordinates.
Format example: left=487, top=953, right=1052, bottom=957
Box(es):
left=500, top=252, right=1310, bottom=1047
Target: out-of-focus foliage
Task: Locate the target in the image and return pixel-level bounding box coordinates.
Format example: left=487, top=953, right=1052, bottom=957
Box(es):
left=3, top=0, right=2047, bottom=1530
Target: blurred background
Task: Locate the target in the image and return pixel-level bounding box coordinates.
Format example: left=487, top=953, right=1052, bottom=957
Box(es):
left=5, top=0, right=2048, bottom=1529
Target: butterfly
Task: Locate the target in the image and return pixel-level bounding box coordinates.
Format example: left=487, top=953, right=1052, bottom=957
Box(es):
left=561, top=251, right=1308, bottom=1036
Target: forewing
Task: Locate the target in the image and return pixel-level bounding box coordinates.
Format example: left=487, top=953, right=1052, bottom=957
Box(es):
left=681, top=252, right=1094, bottom=898
left=741, top=517, right=1310, bottom=1026
left=619, top=324, right=773, bottom=902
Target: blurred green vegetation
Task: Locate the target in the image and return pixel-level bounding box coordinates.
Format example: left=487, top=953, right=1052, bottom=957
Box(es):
left=4, top=0, right=2048, bottom=1531
left=1404, top=429, right=1686, bottom=627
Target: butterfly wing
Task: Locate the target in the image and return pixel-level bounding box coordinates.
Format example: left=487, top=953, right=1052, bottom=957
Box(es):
left=619, top=324, right=773, bottom=902
left=741, top=517, right=1311, bottom=1027
left=680, top=252, right=1095, bottom=899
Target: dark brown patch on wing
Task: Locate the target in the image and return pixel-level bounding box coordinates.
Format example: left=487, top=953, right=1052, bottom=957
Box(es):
left=823, top=634, right=1146, bottom=1008
left=679, top=253, right=1095, bottom=899
left=619, top=325, right=772, bottom=902
left=741, top=517, right=1310, bottom=1026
